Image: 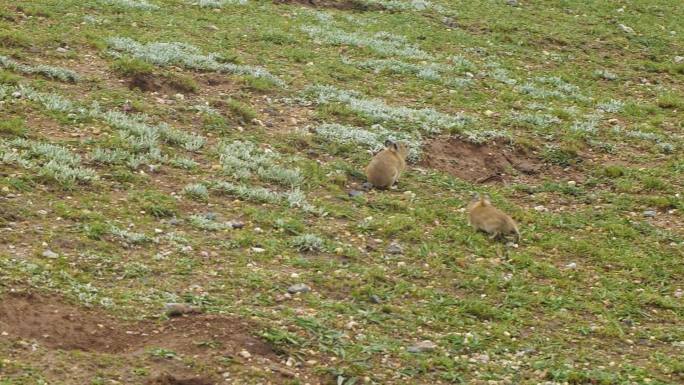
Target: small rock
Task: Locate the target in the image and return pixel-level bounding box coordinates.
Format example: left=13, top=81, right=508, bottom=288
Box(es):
left=643, top=210, right=657, bottom=218
left=238, top=349, right=252, bottom=359
left=506, top=0, right=518, bottom=6
left=674, top=56, right=684, bottom=64
left=173, top=93, right=185, bottom=101
left=11, top=91, right=22, bottom=98
left=287, top=283, right=311, bottom=294
left=230, top=221, right=245, bottom=229
left=207, top=24, right=219, bottom=31
left=164, top=303, right=201, bottom=317
left=483, top=110, right=495, bottom=117
left=56, top=47, right=68, bottom=53
left=442, top=16, right=457, bottom=28
left=361, top=182, right=373, bottom=191
left=407, top=340, right=437, bottom=353
left=251, top=247, right=265, bottom=253
left=567, top=180, right=576, bottom=187
left=41, top=249, right=59, bottom=259
left=386, top=242, right=403, bottom=255
left=618, top=24, right=635, bottom=34
left=348, top=190, right=363, bottom=198
left=369, top=294, right=382, bottom=304
left=674, top=289, right=683, bottom=298
left=607, top=118, right=619, bottom=125
left=514, top=161, right=539, bottom=175
left=565, top=262, right=577, bottom=269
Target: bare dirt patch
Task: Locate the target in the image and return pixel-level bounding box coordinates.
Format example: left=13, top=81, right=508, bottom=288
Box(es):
left=420, top=137, right=543, bottom=184
left=0, top=292, right=322, bottom=383
left=0, top=292, right=273, bottom=355
left=129, top=73, right=196, bottom=94
left=273, top=0, right=380, bottom=11
left=145, top=374, right=214, bottom=385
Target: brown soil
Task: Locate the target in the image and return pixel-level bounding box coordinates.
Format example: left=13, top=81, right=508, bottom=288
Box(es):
left=273, top=0, right=381, bottom=11
left=420, top=137, right=543, bottom=184
left=145, top=374, right=214, bottom=385
left=0, top=292, right=319, bottom=383
left=0, top=292, right=272, bottom=355
left=129, top=73, right=197, bottom=94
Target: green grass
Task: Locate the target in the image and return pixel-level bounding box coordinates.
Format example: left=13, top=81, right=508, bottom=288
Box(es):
left=0, top=0, right=682, bottom=384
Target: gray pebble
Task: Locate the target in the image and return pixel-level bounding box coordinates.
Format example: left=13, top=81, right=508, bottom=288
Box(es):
left=407, top=340, right=437, bottom=353
left=42, top=249, right=59, bottom=259
left=287, top=283, right=311, bottom=294
left=348, top=190, right=363, bottom=198
left=386, top=242, right=403, bottom=255
left=643, top=210, right=657, bottom=218
left=164, top=303, right=201, bottom=317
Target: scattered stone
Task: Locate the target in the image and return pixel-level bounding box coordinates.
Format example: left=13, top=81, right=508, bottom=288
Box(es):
left=207, top=24, right=219, bottom=31
left=348, top=190, right=363, bottom=198
left=230, top=221, right=245, bottom=229
left=618, top=24, right=635, bottom=34
left=386, top=242, right=403, bottom=255
left=442, top=16, right=457, bottom=28
left=674, top=289, right=683, bottom=298
left=369, top=294, right=382, bottom=304
left=642, top=210, right=657, bottom=218
left=164, top=303, right=201, bottom=317
left=565, top=262, right=577, bottom=269
left=608, top=118, right=619, bottom=125
left=361, top=182, right=373, bottom=191
left=56, top=47, right=68, bottom=53
left=674, top=56, right=684, bottom=64
left=567, top=180, right=577, bottom=187
left=483, top=110, right=495, bottom=117
left=173, top=93, right=185, bottom=101
left=11, top=91, right=22, bottom=98
left=506, top=0, right=518, bottom=6
left=41, top=249, right=59, bottom=259
left=238, top=349, right=252, bottom=359
left=287, top=283, right=311, bottom=294
left=251, top=247, right=265, bottom=253
left=407, top=340, right=437, bottom=353
left=514, top=161, right=539, bottom=175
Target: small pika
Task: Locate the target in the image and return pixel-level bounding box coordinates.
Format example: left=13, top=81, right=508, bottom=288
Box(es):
left=365, top=140, right=408, bottom=189
left=467, top=193, right=520, bottom=242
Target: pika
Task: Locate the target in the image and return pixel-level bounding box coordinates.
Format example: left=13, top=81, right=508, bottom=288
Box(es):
left=467, top=193, right=520, bottom=242
left=365, top=140, right=409, bottom=189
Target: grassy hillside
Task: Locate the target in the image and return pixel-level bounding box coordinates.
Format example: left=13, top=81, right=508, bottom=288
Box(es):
left=0, top=0, right=682, bottom=384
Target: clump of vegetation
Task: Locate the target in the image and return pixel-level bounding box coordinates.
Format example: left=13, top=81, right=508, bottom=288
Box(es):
left=111, top=56, right=155, bottom=77
left=107, top=37, right=284, bottom=86
left=226, top=98, right=257, bottom=122
left=301, top=25, right=432, bottom=60
left=0, top=117, right=27, bottom=137
left=99, top=0, right=159, bottom=11
left=292, top=233, right=325, bottom=252
left=182, top=183, right=209, bottom=201
left=0, top=55, right=80, bottom=82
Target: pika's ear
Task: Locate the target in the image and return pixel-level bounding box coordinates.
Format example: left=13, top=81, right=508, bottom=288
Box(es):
left=391, top=142, right=399, bottom=152
left=384, top=139, right=394, bottom=148
left=471, top=192, right=480, bottom=201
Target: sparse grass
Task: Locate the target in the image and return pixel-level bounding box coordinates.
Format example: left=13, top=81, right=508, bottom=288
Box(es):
left=1, top=1, right=683, bottom=384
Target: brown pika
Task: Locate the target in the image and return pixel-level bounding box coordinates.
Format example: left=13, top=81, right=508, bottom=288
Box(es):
left=467, top=193, right=520, bottom=242
left=365, top=140, right=408, bottom=189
